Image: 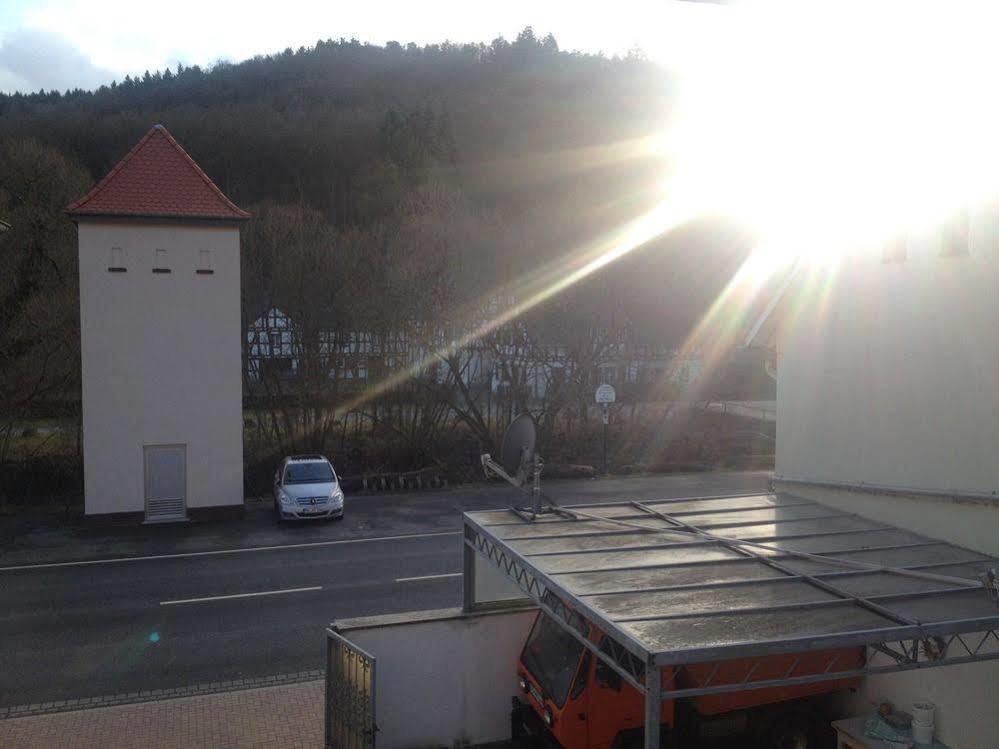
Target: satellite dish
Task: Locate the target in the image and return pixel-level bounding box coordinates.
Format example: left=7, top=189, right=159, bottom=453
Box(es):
left=480, top=413, right=547, bottom=516
left=499, top=413, right=537, bottom=481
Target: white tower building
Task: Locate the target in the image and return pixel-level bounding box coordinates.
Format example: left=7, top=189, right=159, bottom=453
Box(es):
left=67, top=125, right=248, bottom=521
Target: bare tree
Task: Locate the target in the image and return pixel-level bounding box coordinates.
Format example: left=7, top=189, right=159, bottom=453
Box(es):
left=242, top=201, right=368, bottom=459
left=0, top=139, right=89, bottom=470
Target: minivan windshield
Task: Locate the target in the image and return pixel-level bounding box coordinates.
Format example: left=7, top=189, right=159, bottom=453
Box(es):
left=283, top=462, right=335, bottom=484
left=520, top=614, right=585, bottom=707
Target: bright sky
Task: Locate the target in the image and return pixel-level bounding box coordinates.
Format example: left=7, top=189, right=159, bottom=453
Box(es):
left=0, top=0, right=724, bottom=93
left=6, top=0, right=998, bottom=270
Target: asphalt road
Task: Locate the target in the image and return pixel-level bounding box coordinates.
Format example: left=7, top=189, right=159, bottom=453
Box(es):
left=0, top=471, right=770, bottom=708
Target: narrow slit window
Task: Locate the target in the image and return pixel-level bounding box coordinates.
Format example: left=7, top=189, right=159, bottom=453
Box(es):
left=108, top=246, right=126, bottom=273
left=197, top=249, right=214, bottom=275
left=153, top=248, right=171, bottom=273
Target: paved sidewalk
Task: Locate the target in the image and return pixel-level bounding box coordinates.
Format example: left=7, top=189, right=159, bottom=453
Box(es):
left=0, top=679, right=323, bottom=748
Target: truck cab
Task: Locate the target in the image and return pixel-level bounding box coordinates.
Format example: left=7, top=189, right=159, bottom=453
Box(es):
left=513, top=612, right=862, bottom=749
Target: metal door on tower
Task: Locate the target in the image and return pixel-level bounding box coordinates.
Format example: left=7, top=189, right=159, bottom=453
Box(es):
left=144, top=444, right=187, bottom=522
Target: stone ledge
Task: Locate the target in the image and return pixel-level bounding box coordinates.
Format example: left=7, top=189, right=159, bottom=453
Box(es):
left=333, top=603, right=537, bottom=632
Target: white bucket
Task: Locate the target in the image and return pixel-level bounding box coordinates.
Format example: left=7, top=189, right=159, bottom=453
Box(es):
left=912, top=701, right=936, bottom=726
left=912, top=721, right=934, bottom=744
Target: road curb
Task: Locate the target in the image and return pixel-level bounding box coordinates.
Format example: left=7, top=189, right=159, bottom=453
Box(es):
left=0, top=669, right=323, bottom=720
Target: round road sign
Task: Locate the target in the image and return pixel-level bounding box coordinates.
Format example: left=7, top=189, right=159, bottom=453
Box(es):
left=595, top=384, right=616, bottom=404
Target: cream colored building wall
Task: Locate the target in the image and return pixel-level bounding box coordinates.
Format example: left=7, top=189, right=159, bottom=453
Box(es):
left=774, top=484, right=999, bottom=556
left=774, top=207, right=999, bottom=748
left=335, top=607, right=538, bottom=748
left=78, top=221, right=244, bottom=515
left=776, top=486, right=999, bottom=749
left=859, top=664, right=998, bottom=749
left=780, top=481, right=999, bottom=749
left=474, top=545, right=530, bottom=605
left=776, top=209, right=999, bottom=497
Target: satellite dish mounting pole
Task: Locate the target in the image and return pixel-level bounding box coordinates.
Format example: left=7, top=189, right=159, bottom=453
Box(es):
left=531, top=453, right=543, bottom=515
left=481, top=413, right=549, bottom=520
left=602, top=405, right=608, bottom=475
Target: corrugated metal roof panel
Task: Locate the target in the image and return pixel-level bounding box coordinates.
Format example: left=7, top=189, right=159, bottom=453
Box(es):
left=464, top=493, right=999, bottom=665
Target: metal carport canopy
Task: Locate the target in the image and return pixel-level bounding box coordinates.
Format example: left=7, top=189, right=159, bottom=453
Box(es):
left=462, top=492, right=999, bottom=701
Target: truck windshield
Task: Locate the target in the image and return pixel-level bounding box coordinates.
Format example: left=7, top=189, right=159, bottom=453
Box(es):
left=521, top=614, right=585, bottom=707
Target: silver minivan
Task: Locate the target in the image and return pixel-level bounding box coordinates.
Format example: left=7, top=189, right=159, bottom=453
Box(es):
left=273, top=455, right=345, bottom=521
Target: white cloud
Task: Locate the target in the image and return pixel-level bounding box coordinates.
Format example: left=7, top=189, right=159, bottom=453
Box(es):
left=4, top=0, right=720, bottom=93
left=0, top=27, right=115, bottom=92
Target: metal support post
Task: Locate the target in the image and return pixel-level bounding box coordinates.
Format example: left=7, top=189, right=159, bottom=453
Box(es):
left=602, top=404, right=609, bottom=474
left=462, top=523, right=476, bottom=612
left=532, top=455, right=542, bottom=515
left=644, top=665, right=661, bottom=749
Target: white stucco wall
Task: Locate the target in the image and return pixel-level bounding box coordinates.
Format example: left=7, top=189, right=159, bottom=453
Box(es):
left=779, top=483, right=999, bottom=749
left=473, top=547, right=530, bottom=606
left=774, top=484, right=999, bottom=557
left=858, top=661, right=998, bottom=749
left=776, top=208, right=999, bottom=497
left=78, top=221, right=244, bottom=516
left=774, top=206, right=999, bottom=748
left=335, top=606, right=537, bottom=748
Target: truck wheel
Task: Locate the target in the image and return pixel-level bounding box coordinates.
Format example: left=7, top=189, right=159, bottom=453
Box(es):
left=759, top=710, right=819, bottom=749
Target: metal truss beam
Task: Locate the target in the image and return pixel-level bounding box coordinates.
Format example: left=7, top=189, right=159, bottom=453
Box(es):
left=464, top=502, right=999, bottom=705
left=659, top=628, right=999, bottom=699
left=464, top=519, right=651, bottom=693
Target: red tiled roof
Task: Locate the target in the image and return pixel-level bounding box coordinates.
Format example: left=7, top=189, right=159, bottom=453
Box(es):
left=66, top=125, right=249, bottom=222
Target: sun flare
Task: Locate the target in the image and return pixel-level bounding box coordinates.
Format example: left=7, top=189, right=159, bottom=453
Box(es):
left=663, top=1, right=999, bottom=274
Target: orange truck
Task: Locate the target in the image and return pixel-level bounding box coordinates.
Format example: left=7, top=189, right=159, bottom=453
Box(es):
left=512, top=612, right=862, bottom=749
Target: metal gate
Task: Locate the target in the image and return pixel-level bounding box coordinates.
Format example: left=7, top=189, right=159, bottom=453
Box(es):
left=325, top=628, right=377, bottom=749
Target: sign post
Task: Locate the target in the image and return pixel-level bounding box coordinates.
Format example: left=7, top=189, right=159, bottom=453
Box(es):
left=594, top=384, right=616, bottom=475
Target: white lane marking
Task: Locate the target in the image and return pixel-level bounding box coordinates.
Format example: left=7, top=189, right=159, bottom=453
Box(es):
left=0, top=530, right=460, bottom=572
left=395, top=572, right=462, bottom=583
left=160, top=586, right=323, bottom=606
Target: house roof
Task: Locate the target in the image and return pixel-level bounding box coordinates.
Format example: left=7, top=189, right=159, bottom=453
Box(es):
left=66, top=125, right=249, bottom=222
left=465, top=493, right=999, bottom=693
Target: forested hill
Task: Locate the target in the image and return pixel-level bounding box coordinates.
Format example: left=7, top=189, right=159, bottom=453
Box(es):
left=0, top=29, right=672, bottom=230
left=0, top=28, right=773, bottom=489
left=1, top=28, right=760, bottom=340
left=0, top=29, right=770, bottom=424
